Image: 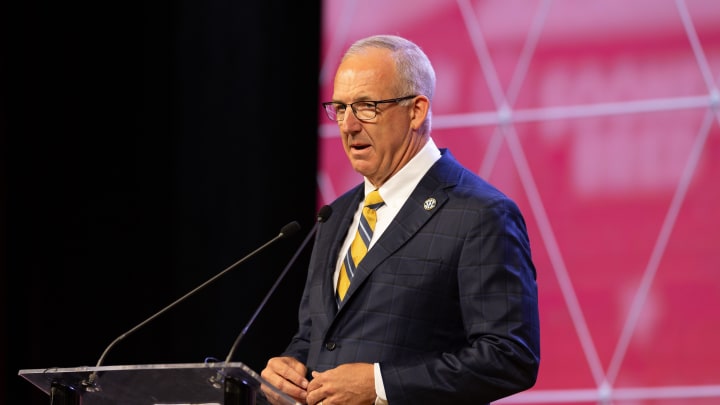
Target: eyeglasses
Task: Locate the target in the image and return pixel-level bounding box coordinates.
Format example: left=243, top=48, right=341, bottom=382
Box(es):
left=322, top=95, right=416, bottom=122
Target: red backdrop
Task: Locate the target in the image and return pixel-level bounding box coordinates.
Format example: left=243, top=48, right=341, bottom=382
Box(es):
left=317, top=1, right=720, bottom=404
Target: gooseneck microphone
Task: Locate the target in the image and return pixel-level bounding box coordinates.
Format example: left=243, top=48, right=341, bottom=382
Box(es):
left=211, top=206, right=332, bottom=399
left=83, top=220, right=301, bottom=389
left=221, top=205, right=333, bottom=365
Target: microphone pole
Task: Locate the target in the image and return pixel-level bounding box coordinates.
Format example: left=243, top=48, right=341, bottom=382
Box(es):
left=221, top=205, right=332, bottom=366
left=212, top=206, right=332, bottom=399
left=83, top=221, right=301, bottom=390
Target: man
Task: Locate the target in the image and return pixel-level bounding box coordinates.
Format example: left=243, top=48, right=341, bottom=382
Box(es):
left=261, top=34, right=540, bottom=405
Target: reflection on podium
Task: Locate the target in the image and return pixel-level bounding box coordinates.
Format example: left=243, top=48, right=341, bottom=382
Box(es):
left=19, top=362, right=297, bottom=405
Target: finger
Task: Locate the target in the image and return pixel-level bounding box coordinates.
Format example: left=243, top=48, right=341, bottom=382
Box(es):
left=278, top=357, right=309, bottom=388
left=261, top=357, right=309, bottom=402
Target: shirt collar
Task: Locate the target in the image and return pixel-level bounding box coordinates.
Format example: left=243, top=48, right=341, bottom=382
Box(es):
left=363, top=137, right=441, bottom=211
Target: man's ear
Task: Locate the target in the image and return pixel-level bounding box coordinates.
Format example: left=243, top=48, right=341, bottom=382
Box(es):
left=410, top=95, right=430, bottom=129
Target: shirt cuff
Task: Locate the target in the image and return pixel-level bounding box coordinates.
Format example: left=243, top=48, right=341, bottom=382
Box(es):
left=373, top=362, right=388, bottom=403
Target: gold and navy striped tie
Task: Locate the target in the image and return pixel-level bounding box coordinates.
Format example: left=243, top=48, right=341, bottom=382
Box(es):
left=336, top=190, right=384, bottom=303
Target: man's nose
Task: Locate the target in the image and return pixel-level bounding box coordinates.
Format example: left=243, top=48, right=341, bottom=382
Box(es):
left=340, top=108, right=361, bottom=130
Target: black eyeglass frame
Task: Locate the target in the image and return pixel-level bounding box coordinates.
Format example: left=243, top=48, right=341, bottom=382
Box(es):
left=321, top=95, right=417, bottom=121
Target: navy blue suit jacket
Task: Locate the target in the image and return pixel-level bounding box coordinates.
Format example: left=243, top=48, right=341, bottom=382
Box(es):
left=283, top=149, right=540, bottom=404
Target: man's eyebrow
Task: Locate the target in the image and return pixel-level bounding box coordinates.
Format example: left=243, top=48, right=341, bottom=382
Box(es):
left=334, top=95, right=374, bottom=103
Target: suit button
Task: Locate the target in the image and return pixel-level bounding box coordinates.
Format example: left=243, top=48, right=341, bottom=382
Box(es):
left=325, top=342, right=336, bottom=351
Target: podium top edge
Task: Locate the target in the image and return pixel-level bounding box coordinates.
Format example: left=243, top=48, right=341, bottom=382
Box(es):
left=18, top=362, right=253, bottom=375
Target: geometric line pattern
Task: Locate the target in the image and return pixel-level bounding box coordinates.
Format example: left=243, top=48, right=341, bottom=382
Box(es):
left=317, top=1, right=720, bottom=403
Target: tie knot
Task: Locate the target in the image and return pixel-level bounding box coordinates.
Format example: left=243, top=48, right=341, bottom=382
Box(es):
left=364, top=190, right=384, bottom=210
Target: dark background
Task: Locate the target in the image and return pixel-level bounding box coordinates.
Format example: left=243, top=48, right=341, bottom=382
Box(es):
left=2, top=1, right=322, bottom=403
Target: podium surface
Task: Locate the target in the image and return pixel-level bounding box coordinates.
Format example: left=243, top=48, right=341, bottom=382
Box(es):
left=19, top=362, right=297, bottom=405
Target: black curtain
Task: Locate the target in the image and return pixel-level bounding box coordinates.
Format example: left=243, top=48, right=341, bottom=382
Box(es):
left=2, top=1, right=321, bottom=403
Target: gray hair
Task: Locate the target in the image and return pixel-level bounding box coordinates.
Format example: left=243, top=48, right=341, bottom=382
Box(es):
left=343, top=35, right=436, bottom=134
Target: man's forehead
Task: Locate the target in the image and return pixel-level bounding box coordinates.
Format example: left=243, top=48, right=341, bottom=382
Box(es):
left=334, top=53, right=396, bottom=100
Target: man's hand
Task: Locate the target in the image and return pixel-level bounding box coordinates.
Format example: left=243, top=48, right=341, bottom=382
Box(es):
left=260, top=356, right=309, bottom=404
left=306, top=363, right=376, bottom=405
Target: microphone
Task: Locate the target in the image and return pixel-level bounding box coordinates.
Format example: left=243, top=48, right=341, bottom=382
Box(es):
left=220, top=205, right=332, bottom=366
left=82, top=220, right=301, bottom=389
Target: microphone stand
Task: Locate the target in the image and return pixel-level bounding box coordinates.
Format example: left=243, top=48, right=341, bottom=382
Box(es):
left=212, top=206, right=332, bottom=401
left=82, top=221, right=300, bottom=390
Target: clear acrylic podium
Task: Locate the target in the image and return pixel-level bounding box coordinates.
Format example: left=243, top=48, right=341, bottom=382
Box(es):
left=18, top=362, right=297, bottom=405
